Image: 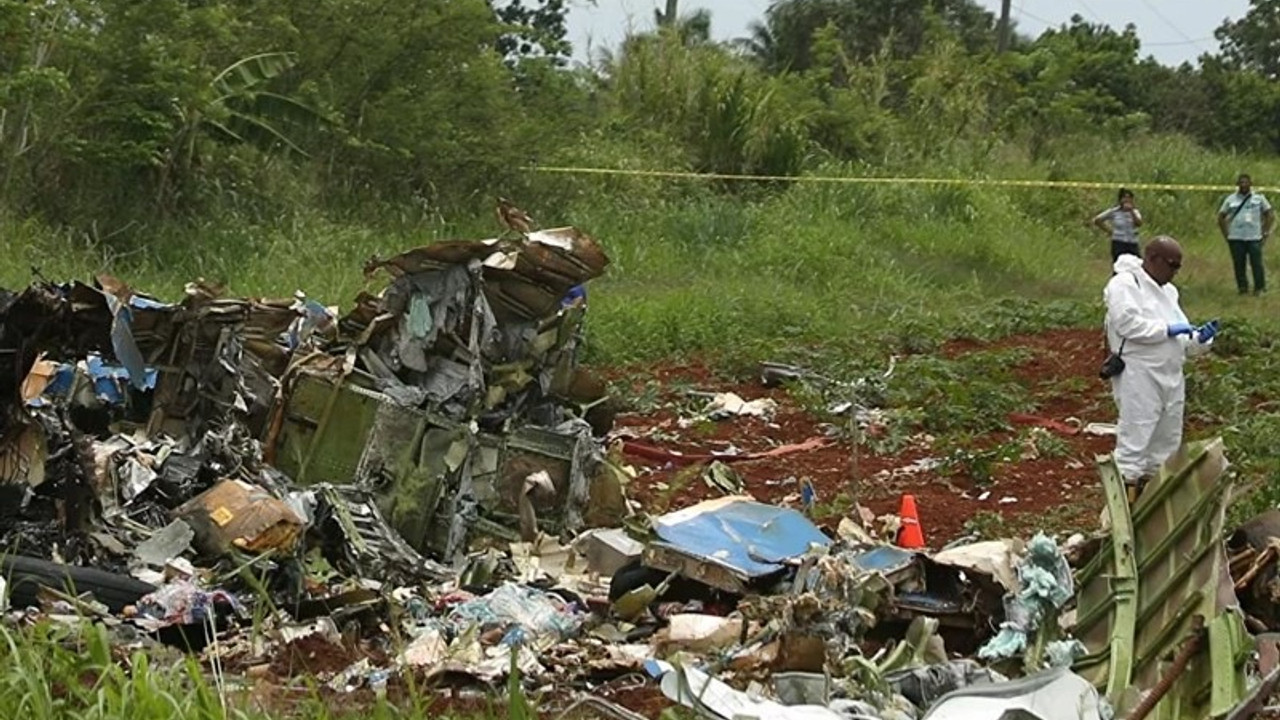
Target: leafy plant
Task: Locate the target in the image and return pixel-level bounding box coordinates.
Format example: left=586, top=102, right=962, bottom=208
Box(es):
left=156, top=52, right=323, bottom=209
left=940, top=446, right=997, bottom=485
left=811, top=488, right=858, bottom=521
left=1019, top=428, right=1071, bottom=459
left=885, top=350, right=1035, bottom=435
left=964, top=510, right=1008, bottom=540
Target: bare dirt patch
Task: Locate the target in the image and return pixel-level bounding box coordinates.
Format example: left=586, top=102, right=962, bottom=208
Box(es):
left=612, top=329, right=1115, bottom=546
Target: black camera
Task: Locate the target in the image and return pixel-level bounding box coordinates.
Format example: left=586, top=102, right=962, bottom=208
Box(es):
left=1099, top=337, right=1127, bottom=380
left=1099, top=352, right=1125, bottom=380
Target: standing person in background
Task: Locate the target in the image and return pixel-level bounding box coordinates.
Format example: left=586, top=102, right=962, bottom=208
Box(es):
left=1093, top=188, right=1144, bottom=263
left=1218, top=173, right=1274, bottom=296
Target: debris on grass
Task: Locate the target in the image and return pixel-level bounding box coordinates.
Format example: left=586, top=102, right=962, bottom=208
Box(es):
left=1, top=232, right=1276, bottom=720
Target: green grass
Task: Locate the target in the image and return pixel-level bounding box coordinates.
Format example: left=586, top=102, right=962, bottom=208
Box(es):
left=9, top=134, right=1277, bottom=370
left=0, top=620, right=524, bottom=720
left=0, top=621, right=233, bottom=719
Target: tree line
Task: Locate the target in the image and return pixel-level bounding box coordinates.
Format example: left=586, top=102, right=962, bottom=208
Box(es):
left=2, top=0, right=1279, bottom=233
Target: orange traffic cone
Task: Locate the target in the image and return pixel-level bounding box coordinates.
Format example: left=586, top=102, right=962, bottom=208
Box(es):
left=897, top=494, right=925, bottom=549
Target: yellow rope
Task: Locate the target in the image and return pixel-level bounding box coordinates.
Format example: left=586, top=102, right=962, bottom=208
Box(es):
left=522, top=165, right=1238, bottom=193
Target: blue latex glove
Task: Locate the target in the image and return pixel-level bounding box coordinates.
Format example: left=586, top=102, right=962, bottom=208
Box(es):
left=1167, top=322, right=1194, bottom=337
left=1196, top=319, right=1220, bottom=343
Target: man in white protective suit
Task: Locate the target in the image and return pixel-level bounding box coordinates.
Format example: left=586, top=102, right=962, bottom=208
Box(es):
left=1103, top=236, right=1219, bottom=501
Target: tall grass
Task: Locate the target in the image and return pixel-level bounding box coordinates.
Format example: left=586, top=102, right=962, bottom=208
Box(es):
left=562, top=135, right=1280, bottom=366
left=5, top=131, right=1280, bottom=371
left=0, top=620, right=505, bottom=720
left=0, top=621, right=229, bottom=720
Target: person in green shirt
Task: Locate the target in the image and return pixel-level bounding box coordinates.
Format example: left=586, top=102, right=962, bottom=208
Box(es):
left=1218, top=173, right=1275, bottom=295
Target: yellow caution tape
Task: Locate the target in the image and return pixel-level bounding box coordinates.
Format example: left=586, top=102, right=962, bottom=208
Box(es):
left=523, top=165, right=1236, bottom=193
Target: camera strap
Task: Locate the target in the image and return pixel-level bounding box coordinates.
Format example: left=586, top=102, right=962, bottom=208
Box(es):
left=1229, top=192, right=1252, bottom=223
left=1104, top=275, right=1140, bottom=355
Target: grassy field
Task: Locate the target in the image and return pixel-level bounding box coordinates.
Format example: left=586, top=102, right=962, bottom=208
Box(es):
left=6, top=134, right=1279, bottom=369
left=6, top=133, right=1280, bottom=718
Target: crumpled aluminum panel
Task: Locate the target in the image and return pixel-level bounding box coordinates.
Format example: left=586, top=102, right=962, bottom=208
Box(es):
left=643, top=497, right=831, bottom=592
left=361, top=227, right=609, bottom=323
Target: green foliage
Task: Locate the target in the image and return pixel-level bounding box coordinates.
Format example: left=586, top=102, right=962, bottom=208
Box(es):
left=1005, top=17, right=1148, bottom=159
left=810, top=487, right=859, bottom=521
left=897, top=22, right=1008, bottom=164
left=494, top=0, right=572, bottom=62
left=291, top=0, right=531, bottom=209
left=1197, top=58, right=1280, bottom=153
left=939, top=443, right=1009, bottom=485
left=0, top=621, right=232, bottom=719
left=155, top=51, right=323, bottom=213
left=964, top=510, right=1009, bottom=539
left=885, top=350, right=1035, bottom=435
left=756, top=0, right=997, bottom=71
left=1215, top=0, right=1280, bottom=80
left=1021, top=427, right=1071, bottom=459
left=606, top=29, right=809, bottom=177
left=0, top=0, right=586, bottom=227
left=506, top=651, right=538, bottom=720
left=4, top=0, right=1279, bottom=231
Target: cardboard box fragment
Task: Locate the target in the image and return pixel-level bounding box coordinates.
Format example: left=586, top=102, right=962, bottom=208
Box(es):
left=175, top=479, right=304, bottom=556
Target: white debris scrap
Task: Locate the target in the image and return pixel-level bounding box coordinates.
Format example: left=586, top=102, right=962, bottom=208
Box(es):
left=705, top=392, right=779, bottom=420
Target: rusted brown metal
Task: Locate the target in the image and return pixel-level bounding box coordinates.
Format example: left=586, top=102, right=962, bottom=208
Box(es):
left=1125, top=616, right=1205, bottom=720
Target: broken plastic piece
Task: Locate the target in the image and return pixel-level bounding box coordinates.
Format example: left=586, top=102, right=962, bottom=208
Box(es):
left=886, top=660, right=1007, bottom=711
left=921, top=667, right=1104, bottom=720
left=575, top=528, right=644, bottom=577
left=702, top=461, right=744, bottom=496
left=131, top=520, right=195, bottom=570
left=663, top=614, right=744, bottom=653
left=704, top=392, right=778, bottom=421
left=400, top=627, right=448, bottom=667
left=773, top=672, right=830, bottom=707
left=649, top=659, right=844, bottom=720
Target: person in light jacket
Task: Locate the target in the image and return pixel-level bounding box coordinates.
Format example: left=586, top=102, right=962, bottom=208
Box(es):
left=1104, top=236, right=1218, bottom=500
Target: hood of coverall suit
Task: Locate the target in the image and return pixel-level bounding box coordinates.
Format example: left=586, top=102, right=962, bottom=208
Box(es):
left=1104, top=254, right=1191, bottom=378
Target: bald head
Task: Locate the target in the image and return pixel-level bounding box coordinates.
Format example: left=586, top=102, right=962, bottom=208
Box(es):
left=1143, top=235, right=1183, bottom=285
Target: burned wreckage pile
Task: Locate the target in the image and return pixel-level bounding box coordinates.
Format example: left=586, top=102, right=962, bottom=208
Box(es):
left=2, top=228, right=1280, bottom=720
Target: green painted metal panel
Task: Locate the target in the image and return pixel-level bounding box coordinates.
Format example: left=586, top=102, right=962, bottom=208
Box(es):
left=1073, top=439, right=1251, bottom=719
left=273, top=371, right=381, bottom=485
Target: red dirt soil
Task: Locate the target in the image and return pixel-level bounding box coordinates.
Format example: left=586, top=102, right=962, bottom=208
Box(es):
left=610, top=328, right=1114, bottom=547
left=590, top=682, right=672, bottom=719
left=267, top=635, right=367, bottom=677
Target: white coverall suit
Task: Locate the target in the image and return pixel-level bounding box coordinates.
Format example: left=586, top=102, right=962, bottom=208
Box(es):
left=1103, top=255, right=1212, bottom=483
